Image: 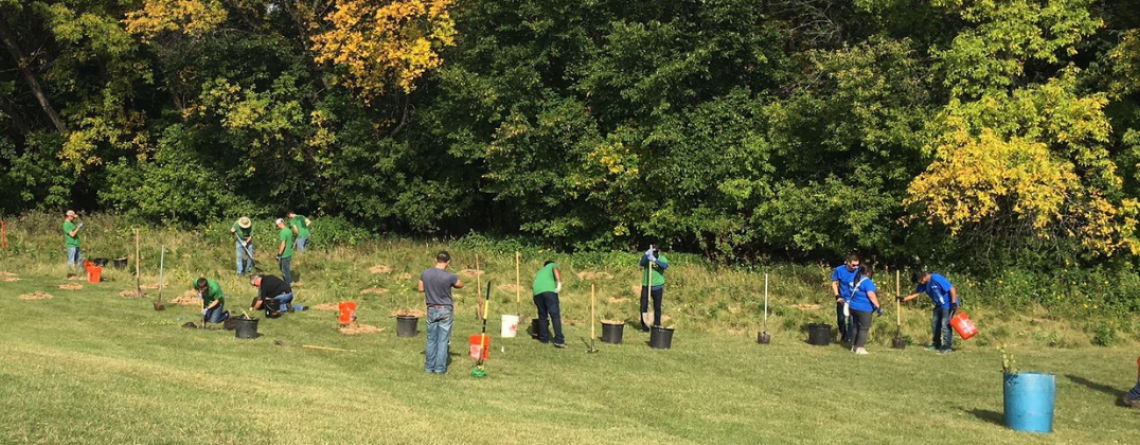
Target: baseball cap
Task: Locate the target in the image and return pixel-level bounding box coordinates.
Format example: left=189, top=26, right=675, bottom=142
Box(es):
left=275, top=218, right=285, bottom=225
left=66, top=210, right=77, bottom=217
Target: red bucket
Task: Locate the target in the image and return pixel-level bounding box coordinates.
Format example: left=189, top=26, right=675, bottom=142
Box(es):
left=87, top=266, right=102, bottom=283
left=469, top=334, right=490, bottom=360
left=950, top=311, right=978, bottom=340
left=338, top=301, right=357, bottom=324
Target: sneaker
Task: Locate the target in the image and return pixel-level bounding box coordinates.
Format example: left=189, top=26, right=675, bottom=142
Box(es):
left=286, top=304, right=295, bottom=313
left=855, top=349, right=869, bottom=355
left=1122, top=395, right=1140, bottom=409
left=926, top=345, right=939, bottom=351
left=553, top=343, right=568, bottom=349
left=939, top=349, right=953, bottom=355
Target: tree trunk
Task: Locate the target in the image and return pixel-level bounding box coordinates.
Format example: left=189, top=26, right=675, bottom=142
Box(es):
left=0, top=20, right=68, bottom=135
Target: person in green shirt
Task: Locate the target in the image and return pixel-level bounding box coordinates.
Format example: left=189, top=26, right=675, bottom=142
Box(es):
left=63, top=210, right=83, bottom=273
left=287, top=212, right=311, bottom=252
left=193, top=277, right=230, bottom=324
left=275, top=218, right=295, bottom=285
left=531, top=260, right=566, bottom=348
left=639, top=245, right=670, bottom=331
left=230, top=216, right=254, bottom=276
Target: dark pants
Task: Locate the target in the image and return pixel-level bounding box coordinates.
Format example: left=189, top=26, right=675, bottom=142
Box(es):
left=1127, top=380, right=1140, bottom=402
left=279, top=256, right=292, bottom=286
left=533, top=292, right=565, bottom=345
left=932, top=307, right=955, bottom=351
left=640, top=286, right=664, bottom=329
left=836, top=301, right=852, bottom=342
left=851, top=310, right=873, bottom=349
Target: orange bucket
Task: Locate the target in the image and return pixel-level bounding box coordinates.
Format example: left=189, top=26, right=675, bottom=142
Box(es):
left=469, top=334, right=491, bottom=360
left=950, top=311, right=978, bottom=340
left=338, top=301, right=357, bottom=324
left=87, top=266, right=102, bottom=283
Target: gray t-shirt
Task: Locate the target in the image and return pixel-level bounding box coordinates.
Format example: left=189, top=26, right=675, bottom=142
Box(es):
left=421, top=267, right=458, bottom=307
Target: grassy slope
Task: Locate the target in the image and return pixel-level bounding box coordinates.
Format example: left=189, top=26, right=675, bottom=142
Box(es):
left=1, top=269, right=1139, bottom=445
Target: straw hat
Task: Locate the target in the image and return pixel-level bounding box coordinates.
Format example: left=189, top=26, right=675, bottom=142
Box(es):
left=237, top=217, right=252, bottom=229
left=66, top=210, right=77, bottom=217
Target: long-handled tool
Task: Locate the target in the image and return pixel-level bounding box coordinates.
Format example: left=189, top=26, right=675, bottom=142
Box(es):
left=892, top=269, right=906, bottom=349
left=641, top=245, right=653, bottom=329
left=588, top=283, right=599, bottom=353
left=758, top=271, right=771, bottom=344
left=472, top=281, right=492, bottom=378
left=135, top=228, right=144, bottom=297
left=153, top=245, right=166, bottom=311
left=235, top=233, right=261, bottom=274
left=474, top=254, right=483, bottom=320
left=515, top=251, right=522, bottom=318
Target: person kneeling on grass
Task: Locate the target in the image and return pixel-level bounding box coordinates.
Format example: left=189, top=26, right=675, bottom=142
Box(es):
left=899, top=270, right=958, bottom=354
left=249, top=274, right=306, bottom=318
left=847, top=265, right=882, bottom=355
left=194, top=278, right=230, bottom=324
left=532, top=260, right=566, bottom=348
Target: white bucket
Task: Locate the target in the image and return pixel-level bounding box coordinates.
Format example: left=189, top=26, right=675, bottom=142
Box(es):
left=500, top=314, right=520, bottom=338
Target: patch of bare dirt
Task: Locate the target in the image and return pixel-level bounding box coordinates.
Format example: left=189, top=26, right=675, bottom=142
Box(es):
left=119, top=290, right=144, bottom=298
left=601, top=319, right=623, bottom=325
left=498, top=283, right=521, bottom=292
left=171, top=291, right=201, bottom=306
left=140, top=283, right=168, bottom=290
left=58, top=284, right=83, bottom=290
left=459, top=269, right=484, bottom=277
left=67, top=275, right=85, bottom=281
left=339, top=323, right=383, bottom=335
left=1, top=277, right=19, bottom=283
left=369, top=265, right=392, bottom=274
left=19, top=292, right=53, bottom=300
left=312, top=303, right=339, bottom=311
left=361, top=287, right=389, bottom=295
left=0, top=271, right=17, bottom=276
left=793, top=303, right=823, bottom=311
left=395, top=273, right=412, bottom=280
left=577, top=271, right=614, bottom=280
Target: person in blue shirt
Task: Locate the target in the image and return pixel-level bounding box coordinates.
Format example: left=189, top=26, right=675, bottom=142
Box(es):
left=831, top=254, right=861, bottom=343
left=847, top=265, right=882, bottom=355
left=900, top=271, right=959, bottom=354
left=639, top=245, right=670, bottom=332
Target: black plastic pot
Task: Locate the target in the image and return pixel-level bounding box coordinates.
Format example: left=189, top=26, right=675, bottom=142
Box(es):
left=113, top=258, right=128, bottom=270
left=530, top=318, right=540, bottom=338
left=235, top=317, right=259, bottom=339
left=396, top=316, right=419, bottom=338
left=92, top=258, right=111, bottom=267
left=650, top=326, right=674, bottom=349
left=601, top=322, right=624, bottom=344
left=808, top=323, right=831, bottom=346
left=892, top=337, right=906, bottom=350
left=757, top=332, right=772, bottom=345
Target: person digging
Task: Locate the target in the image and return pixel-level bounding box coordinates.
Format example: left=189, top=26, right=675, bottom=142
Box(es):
left=419, top=251, right=465, bottom=374
left=898, top=270, right=959, bottom=354
left=532, top=260, right=566, bottom=348
left=639, top=246, right=670, bottom=332
left=275, top=218, right=295, bottom=286
left=831, top=253, right=861, bottom=344
left=288, top=212, right=312, bottom=253
left=231, top=216, right=254, bottom=276
left=249, top=274, right=306, bottom=318
left=193, top=278, right=230, bottom=325
left=63, top=210, right=84, bottom=276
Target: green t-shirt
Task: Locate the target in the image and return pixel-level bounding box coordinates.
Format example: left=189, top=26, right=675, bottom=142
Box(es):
left=192, top=279, right=225, bottom=305
left=533, top=262, right=559, bottom=295
left=232, top=221, right=252, bottom=240
left=642, top=254, right=669, bottom=287
left=290, top=215, right=311, bottom=238
left=278, top=227, right=295, bottom=258
left=63, top=221, right=80, bottom=247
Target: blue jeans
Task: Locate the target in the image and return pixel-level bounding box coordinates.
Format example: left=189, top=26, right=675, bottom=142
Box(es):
left=932, top=307, right=954, bottom=351
left=67, top=247, right=82, bottom=269
left=235, top=241, right=254, bottom=275
left=204, top=302, right=229, bottom=323
left=295, top=237, right=308, bottom=252
left=272, top=292, right=304, bottom=312
left=533, top=292, right=565, bottom=345
left=279, top=256, right=292, bottom=285
left=1127, top=381, right=1140, bottom=402
left=425, top=306, right=453, bottom=373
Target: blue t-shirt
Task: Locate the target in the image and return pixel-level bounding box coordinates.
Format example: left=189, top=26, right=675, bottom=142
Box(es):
left=849, top=277, right=877, bottom=312
left=915, top=273, right=955, bottom=309
left=832, top=265, right=859, bottom=298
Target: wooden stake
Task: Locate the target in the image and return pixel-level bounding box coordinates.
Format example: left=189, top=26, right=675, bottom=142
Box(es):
left=896, top=269, right=902, bottom=328
left=475, top=254, right=483, bottom=321
left=135, top=228, right=141, bottom=295
left=515, top=251, right=522, bottom=316
left=590, top=283, right=597, bottom=341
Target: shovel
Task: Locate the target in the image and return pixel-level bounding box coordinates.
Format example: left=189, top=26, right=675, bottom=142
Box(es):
left=587, top=283, right=599, bottom=353
left=235, top=233, right=261, bottom=274
left=153, top=245, right=166, bottom=311
left=758, top=272, right=771, bottom=345
left=135, top=229, right=144, bottom=298
left=892, top=269, right=906, bottom=349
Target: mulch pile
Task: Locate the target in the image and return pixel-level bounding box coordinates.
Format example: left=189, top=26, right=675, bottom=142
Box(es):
left=577, top=271, right=614, bottom=280
left=19, top=292, right=53, bottom=300
left=369, top=265, right=392, bottom=274
left=58, top=284, right=83, bottom=290
left=311, top=303, right=339, bottom=311
left=360, top=287, right=389, bottom=295
left=338, top=323, right=383, bottom=335
left=170, top=291, right=201, bottom=306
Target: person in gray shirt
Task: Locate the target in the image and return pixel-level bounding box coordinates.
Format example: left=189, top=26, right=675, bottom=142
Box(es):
left=419, top=251, right=465, bottom=374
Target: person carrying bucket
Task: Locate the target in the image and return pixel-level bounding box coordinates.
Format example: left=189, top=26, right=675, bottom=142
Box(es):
left=419, top=251, right=465, bottom=374
left=193, top=277, right=230, bottom=324
left=532, top=260, right=566, bottom=348
left=275, top=218, right=294, bottom=285
left=249, top=274, right=306, bottom=318
left=899, top=270, right=958, bottom=354
left=231, top=216, right=254, bottom=276
left=287, top=212, right=311, bottom=252
left=831, top=253, right=861, bottom=343
left=847, top=265, right=882, bottom=355
left=639, top=245, right=670, bottom=332
left=63, top=210, right=84, bottom=275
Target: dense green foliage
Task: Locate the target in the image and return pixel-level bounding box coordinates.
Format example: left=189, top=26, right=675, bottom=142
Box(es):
left=4, top=0, right=1140, bottom=274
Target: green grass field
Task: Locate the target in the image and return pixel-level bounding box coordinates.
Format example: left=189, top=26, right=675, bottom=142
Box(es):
left=1, top=265, right=1139, bottom=445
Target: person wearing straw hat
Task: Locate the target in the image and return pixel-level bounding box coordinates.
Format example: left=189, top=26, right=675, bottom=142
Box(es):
left=275, top=218, right=295, bottom=286
left=899, top=270, right=959, bottom=354
left=231, top=217, right=254, bottom=276
left=62, top=210, right=84, bottom=274
left=532, top=260, right=566, bottom=348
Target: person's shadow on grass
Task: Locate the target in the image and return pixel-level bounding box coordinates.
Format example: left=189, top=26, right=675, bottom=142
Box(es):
left=961, top=407, right=1004, bottom=426
left=1066, top=374, right=1127, bottom=405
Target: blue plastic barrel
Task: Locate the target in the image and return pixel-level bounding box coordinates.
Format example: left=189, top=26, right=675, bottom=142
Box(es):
left=1003, top=372, right=1055, bottom=433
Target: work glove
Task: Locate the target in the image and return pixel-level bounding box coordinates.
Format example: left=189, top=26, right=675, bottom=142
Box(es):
left=555, top=282, right=562, bottom=293
left=275, top=255, right=282, bottom=263
left=645, top=249, right=656, bottom=263
left=201, top=308, right=208, bottom=316
left=875, top=306, right=883, bottom=316
left=76, top=223, right=84, bottom=230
